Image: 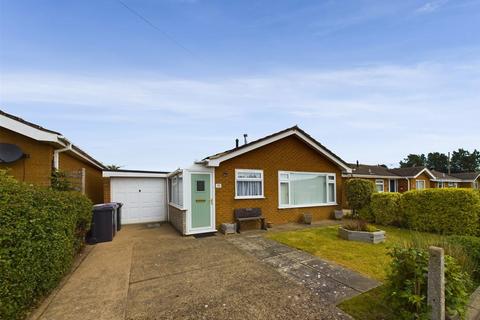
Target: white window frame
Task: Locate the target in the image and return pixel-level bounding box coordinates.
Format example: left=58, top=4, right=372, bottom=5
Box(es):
left=235, top=169, right=264, bottom=199
left=375, top=179, right=385, bottom=193
left=416, top=180, right=426, bottom=190
left=169, top=174, right=184, bottom=208
left=278, top=171, right=336, bottom=209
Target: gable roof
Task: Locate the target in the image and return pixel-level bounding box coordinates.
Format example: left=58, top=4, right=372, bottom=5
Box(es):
left=430, top=170, right=462, bottom=182
left=200, top=126, right=352, bottom=172
left=450, top=172, right=480, bottom=182
left=1, top=109, right=105, bottom=169
left=344, top=163, right=399, bottom=178
left=388, top=166, right=436, bottom=179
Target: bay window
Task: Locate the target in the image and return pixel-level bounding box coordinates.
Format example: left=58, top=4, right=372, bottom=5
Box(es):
left=235, top=169, right=264, bottom=199
left=278, top=171, right=336, bottom=208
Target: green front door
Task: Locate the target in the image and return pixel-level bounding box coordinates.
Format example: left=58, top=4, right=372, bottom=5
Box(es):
left=191, top=173, right=211, bottom=229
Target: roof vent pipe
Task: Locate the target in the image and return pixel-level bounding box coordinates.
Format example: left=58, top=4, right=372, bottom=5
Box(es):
left=243, top=134, right=248, bottom=145
left=356, top=160, right=359, bottom=168
left=235, top=139, right=239, bottom=148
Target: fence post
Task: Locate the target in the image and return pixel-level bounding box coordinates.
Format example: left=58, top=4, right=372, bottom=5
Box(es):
left=428, top=246, right=445, bottom=320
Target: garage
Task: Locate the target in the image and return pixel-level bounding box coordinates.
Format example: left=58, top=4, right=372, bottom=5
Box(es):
left=104, top=170, right=168, bottom=224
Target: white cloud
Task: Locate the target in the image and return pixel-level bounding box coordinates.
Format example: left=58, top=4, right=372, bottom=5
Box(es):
left=415, top=0, right=448, bottom=14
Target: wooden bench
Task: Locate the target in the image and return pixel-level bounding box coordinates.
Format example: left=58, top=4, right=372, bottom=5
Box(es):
left=234, top=208, right=267, bottom=233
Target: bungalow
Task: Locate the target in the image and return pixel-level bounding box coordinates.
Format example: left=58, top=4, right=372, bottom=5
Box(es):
left=450, top=172, right=480, bottom=189
left=342, top=163, right=402, bottom=193
left=0, top=110, right=105, bottom=203
left=387, top=166, right=435, bottom=192
left=165, top=126, right=352, bottom=235
left=430, top=170, right=462, bottom=188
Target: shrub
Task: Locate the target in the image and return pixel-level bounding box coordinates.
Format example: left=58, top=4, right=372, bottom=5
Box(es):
left=370, top=192, right=403, bottom=226
left=387, top=245, right=471, bottom=319
left=342, top=219, right=379, bottom=232
left=448, top=235, right=480, bottom=282
left=400, top=188, right=480, bottom=236
left=0, top=170, right=92, bottom=320
left=345, top=179, right=376, bottom=215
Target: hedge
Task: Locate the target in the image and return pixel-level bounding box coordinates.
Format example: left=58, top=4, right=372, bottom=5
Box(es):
left=448, top=235, right=480, bottom=282
left=369, top=192, right=403, bottom=226
left=0, top=170, right=92, bottom=320
left=400, top=188, right=480, bottom=236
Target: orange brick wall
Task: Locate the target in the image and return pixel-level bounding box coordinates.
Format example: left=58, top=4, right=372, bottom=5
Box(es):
left=103, top=178, right=111, bottom=203
left=214, top=136, right=343, bottom=228
left=411, top=172, right=431, bottom=190
left=0, top=127, right=54, bottom=186
left=59, top=152, right=104, bottom=204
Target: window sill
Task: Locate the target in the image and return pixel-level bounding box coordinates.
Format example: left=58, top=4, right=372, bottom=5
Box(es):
left=235, top=196, right=265, bottom=200
left=278, top=203, right=337, bottom=209
left=169, top=202, right=185, bottom=210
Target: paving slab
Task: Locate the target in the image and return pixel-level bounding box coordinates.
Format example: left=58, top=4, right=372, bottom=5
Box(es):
left=227, top=234, right=380, bottom=304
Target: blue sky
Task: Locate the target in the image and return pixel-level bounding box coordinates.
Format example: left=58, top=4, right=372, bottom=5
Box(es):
left=1, top=0, right=479, bottom=170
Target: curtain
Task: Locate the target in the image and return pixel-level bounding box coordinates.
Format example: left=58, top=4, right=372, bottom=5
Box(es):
left=237, top=181, right=262, bottom=196
left=291, top=174, right=326, bottom=205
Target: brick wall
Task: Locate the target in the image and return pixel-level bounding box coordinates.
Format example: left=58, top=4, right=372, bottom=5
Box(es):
left=169, top=205, right=186, bottom=234
left=214, top=135, right=343, bottom=228
left=0, top=127, right=54, bottom=186
left=59, top=152, right=104, bottom=204
left=103, top=178, right=111, bottom=203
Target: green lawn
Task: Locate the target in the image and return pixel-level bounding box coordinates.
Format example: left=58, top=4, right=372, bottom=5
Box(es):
left=266, top=225, right=442, bottom=281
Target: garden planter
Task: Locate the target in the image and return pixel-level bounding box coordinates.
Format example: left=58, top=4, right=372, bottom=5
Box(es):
left=338, top=227, right=386, bottom=244
left=266, top=222, right=273, bottom=228
left=303, top=213, right=312, bottom=225
left=334, top=210, right=343, bottom=220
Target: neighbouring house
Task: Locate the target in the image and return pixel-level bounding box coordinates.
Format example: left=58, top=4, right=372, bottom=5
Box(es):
left=163, top=126, right=352, bottom=235
left=429, top=170, right=462, bottom=188
left=343, top=163, right=402, bottom=193
left=450, top=172, right=480, bottom=189
left=0, top=110, right=105, bottom=204
left=387, top=166, right=435, bottom=192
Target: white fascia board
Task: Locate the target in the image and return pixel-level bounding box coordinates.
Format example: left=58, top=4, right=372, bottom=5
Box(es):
left=431, top=178, right=462, bottom=182
left=342, top=174, right=401, bottom=179
left=414, top=168, right=436, bottom=179
left=1, top=114, right=61, bottom=144
left=103, top=171, right=168, bottom=178
left=205, top=130, right=352, bottom=172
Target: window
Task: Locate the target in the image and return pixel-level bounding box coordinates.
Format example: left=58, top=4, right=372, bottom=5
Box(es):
left=196, top=180, right=205, bottom=192
left=235, top=169, right=264, bottom=199
left=474, top=181, right=479, bottom=189
left=389, top=179, right=397, bottom=192
left=278, top=171, right=336, bottom=208
left=437, top=182, right=444, bottom=188
left=375, top=179, right=385, bottom=192
left=447, top=182, right=458, bottom=188
left=169, top=175, right=183, bottom=207
left=416, top=180, right=426, bottom=190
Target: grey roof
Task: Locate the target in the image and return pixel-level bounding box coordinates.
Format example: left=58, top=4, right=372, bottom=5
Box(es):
left=347, top=163, right=399, bottom=177
left=388, top=166, right=429, bottom=177
left=202, top=125, right=350, bottom=168
left=430, top=170, right=462, bottom=182
left=450, top=172, right=480, bottom=181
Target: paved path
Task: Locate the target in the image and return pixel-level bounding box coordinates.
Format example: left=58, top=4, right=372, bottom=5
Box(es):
left=30, top=224, right=352, bottom=320
left=227, top=233, right=380, bottom=304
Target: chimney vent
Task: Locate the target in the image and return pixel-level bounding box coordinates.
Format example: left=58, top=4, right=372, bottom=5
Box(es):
left=243, top=134, right=248, bottom=145
left=235, top=139, right=239, bottom=148
left=356, top=160, right=359, bottom=168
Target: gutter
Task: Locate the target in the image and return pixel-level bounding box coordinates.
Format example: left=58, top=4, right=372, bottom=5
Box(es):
left=53, top=138, right=72, bottom=170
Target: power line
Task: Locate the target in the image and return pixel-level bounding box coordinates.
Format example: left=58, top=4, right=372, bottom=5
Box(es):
left=117, top=0, right=197, bottom=57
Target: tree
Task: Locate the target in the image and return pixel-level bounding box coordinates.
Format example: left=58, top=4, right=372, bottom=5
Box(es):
left=105, top=164, right=121, bottom=170
left=451, top=149, right=480, bottom=173
left=345, top=179, right=376, bottom=216
left=400, top=154, right=426, bottom=168
left=426, top=152, right=449, bottom=172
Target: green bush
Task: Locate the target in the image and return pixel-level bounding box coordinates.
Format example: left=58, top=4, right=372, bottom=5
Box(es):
left=370, top=192, right=404, bottom=226
left=345, top=179, right=376, bottom=215
left=0, top=170, right=92, bottom=320
left=387, top=246, right=471, bottom=319
left=448, top=235, right=480, bottom=282
left=400, top=188, right=480, bottom=236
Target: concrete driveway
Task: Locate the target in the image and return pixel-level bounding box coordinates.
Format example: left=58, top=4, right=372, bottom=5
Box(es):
left=31, top=224, right=350, bottom=320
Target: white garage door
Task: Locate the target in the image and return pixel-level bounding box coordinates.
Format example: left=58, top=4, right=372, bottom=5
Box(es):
left=110, top=177, right=167, bottom=224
